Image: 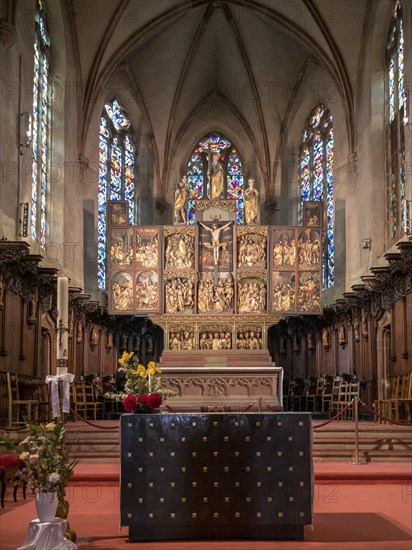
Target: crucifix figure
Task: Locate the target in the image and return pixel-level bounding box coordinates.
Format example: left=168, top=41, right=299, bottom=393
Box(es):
left=199, top=221, right=232, bottom=266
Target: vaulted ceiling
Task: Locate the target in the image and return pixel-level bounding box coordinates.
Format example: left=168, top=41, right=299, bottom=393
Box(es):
left=68, top=0, right=375, bottom=195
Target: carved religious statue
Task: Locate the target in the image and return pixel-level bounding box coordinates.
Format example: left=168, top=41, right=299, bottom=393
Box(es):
left=199, top=221, right=231, bottom=266
left=174, top=175, right=188, bottom=224
left=244, top=177, right=259, bottom=225
left=208, top=152, right=224, bottom=199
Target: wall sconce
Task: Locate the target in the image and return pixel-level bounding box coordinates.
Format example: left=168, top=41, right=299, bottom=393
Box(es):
left=20, top=112, right=32, bottom=154
left=360, top=238, right=371, bottom=250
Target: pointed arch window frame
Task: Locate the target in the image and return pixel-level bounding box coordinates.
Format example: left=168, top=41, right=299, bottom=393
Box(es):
left=98, top=100, right=136, bottom=290
left=185, top=132, right=245, bottom=225
left=299, top=104, right=334, bottom=289
left=386, top=0, right=408, bottom=243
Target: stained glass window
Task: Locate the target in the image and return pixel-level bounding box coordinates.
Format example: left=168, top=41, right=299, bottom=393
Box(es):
left=386, top=1, right=407, bottom=241
left=98, top=101, right=135, bottom=289
left=31, top=0, right=50, bottom=247
left=185, top=133, right=245, bottom=225
left=299, top=105, right=334, bottom=288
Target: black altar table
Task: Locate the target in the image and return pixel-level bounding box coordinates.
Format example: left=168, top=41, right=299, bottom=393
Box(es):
left=120, top=412, right=313, bottom=541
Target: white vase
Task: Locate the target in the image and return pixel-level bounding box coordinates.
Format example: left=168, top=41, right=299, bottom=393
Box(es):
left=35, top=491, right=58, bottom=522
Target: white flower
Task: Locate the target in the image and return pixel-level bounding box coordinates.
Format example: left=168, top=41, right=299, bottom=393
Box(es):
left=48, top=473, right=60, bottom=483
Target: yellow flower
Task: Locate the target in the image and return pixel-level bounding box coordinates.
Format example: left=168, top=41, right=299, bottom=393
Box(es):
left=147, top=361, right=161, bottom=375
left=137, top=364, right=148, bottom=379
left=20, top=451, right=29, bottom=461
left=45, top=422, right=55, bottom=430
left=118, top=351, right=134, bottom=365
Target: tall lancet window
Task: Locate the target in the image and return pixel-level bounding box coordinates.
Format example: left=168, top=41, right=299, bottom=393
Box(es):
left=31, top=0, right=50, bottom=247
left=98, top=100, right=136, bottom=289
left=186, top=133, right=245, bottom=224
left=299, top=104, right=334, bottom=289
left=386, top=1, right=407, bottom=242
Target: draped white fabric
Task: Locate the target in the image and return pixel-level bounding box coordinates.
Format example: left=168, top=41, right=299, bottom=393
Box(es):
left=46, top=373, right=75, bottom=418
left=18, top=518, right=76, bottom=550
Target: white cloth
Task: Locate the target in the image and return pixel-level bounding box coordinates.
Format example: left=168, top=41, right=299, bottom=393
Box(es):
left=17, top=518, right=77, bottom=550
left=46, top=374, right=75, bottom=418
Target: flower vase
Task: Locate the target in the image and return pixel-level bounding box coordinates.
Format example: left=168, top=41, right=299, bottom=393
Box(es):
left=35, top=491, right=58, bottom=522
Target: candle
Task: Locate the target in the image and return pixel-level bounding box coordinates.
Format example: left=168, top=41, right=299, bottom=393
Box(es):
left=57, top=277, right=69, bottom=372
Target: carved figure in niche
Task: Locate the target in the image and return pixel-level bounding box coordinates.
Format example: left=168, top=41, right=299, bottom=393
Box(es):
left=200, top=332, right=209, bottom=350
left=135, top=272, right=158, bottom=310
left=110, top=230, right=133, bottom=268
left=238, top=281, right=266, bottom=313
left=249, top=330, right=260, bottom=350
left=28, top=297, right=37, bottom=324
left=174, top=175, right=188, bottom=224
left=112, top=273, right=133, bottom=311
left=238, top=234, right=267, bottom=268
left=208, top=152, right=225, bottom=199
left=76, top=321, right=83, bottom=344
left=362, top=315, right=368, bottom=339
left=200, top=221, right=232, bottom=266
left=338, top=325, right=346, bottom=345
left=273, top=272, right=295, bottom=312
left=182, top=331, right=194, bottom=350
left=298, top=229, right=321, bottom=267
left=165, top=278, right=194, bottom=314
left=297, top=272, right=320, bottom=312
left=353, top=320, right=360, bottom=342
left=307, top=332, right=315, bottom=350
left=237, top=332, right=245, bottom=349
left=90, top=327, right=99, bottom=349
left=273, top=231, right=296, bottom=268
left=212, top=332, right=221, bottom=350
left=225, top=331, right=232, bottom=350
left=322, top=327, right=330, bottom=349
left=244, top=178, right=259, bottom=225
left=198, top=276, right=233, bottom=313
left=165, top=233, right=194, bottom=269
left=135, top=232, right=158, bottom=269
left=169, top=332, right=182, bottom=350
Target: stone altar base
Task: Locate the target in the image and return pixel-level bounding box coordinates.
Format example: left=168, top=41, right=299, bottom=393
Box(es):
left=158, top=350, right=282, bottom=412
left=159, top=360, right=283, bottom=411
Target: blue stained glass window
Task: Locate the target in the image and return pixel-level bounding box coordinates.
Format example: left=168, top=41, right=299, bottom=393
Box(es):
left=299, top=105, right=334, bottom=288
left=386, top=1, right=407, bottom=240
left=227, top=148, right=244, bottom=224
left=31, top=1, right=50, bottom=247
left=186, top=133, right=246, bottom=225
left=98, top=102, right=136, bottom=289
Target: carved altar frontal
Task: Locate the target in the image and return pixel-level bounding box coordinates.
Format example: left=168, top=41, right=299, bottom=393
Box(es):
left=159, top=365, right=283, bottom=412
left=120, top=412, right=313, bottom=541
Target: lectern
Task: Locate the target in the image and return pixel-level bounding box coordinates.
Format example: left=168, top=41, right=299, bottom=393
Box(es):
left=120, top=412, right=313, bottom=541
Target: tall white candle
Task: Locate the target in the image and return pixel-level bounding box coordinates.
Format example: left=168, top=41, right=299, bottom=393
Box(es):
left=57, top=277, right=69, bottom=370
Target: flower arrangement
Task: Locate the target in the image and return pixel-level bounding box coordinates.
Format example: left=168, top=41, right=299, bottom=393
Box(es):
left=16, top=423, right=77, bottom=495
left=0, top=422, right=78, bottom=541
left=105, top=351, right=169, bottom=413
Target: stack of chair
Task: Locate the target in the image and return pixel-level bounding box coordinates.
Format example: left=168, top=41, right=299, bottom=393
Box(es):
left=6, top=372, right=39, bottom=428
left=329, top=381, right=360, bottom=420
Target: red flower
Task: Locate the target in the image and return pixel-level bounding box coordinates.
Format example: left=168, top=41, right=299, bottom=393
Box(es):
left=147, top=393, right=162, bottom=409
left=123, top=395, right=137, bottom=412
left=137, top=394, right=149, bottom=405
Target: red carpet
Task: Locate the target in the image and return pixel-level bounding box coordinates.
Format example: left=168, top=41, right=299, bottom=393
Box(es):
left=0, top=462, right=411, bottom=549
